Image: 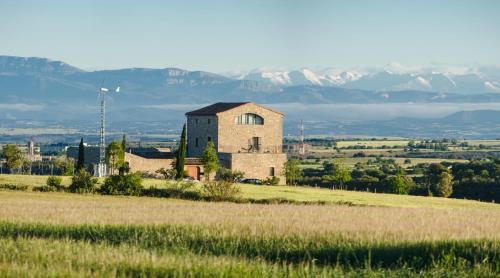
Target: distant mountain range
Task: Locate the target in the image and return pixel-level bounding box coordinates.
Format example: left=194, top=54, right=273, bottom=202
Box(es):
left=292, top=110, right=500, bottom=139
left=1, top=55, right=500, bottom=124
left=2, top=110, right=500, bottom=141
left=231, top=66, right=500, bottom=94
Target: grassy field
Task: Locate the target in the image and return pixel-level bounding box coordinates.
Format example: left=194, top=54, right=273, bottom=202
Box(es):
left=1, top=174, right=497, bottom=209
left=0, top=190, right=499, bottom=276
left=1, top=174, right=500, bottom=276
left=466, top=140, right=500, bottom=147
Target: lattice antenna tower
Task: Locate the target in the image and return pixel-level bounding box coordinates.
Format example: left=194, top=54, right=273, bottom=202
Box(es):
left=95, top=82, right=120, bottom=177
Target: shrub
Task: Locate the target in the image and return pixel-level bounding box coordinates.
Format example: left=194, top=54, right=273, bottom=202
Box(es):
left=264, top=176, right=280, bottom=186
left=202, top=180, right=241, bottom=201
left=69, top=169, right=98, bottom=194
left=46, top=176, right=63, bottom=191
left=155, top=167, right=177, bottom=180
left=217, top=168, right=244, bottom=182
left=33, top=185, right=56, bottom=192
left=100, top=172, right=143, bottom=196
left=139, top=171, right=158, bottom=179
left=0, top=184, right=29, bottom=191
left=142, top=186, right=202, bottom=200
left=167, top=181, right=200, bottom=198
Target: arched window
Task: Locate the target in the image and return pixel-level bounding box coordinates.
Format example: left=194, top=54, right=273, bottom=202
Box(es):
left=234, top=113, right=264, bottom=125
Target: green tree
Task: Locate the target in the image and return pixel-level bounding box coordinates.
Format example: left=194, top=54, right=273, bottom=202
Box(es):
left=76, top=138, right=85, bottom=171
left=425, top=163, right=452, bottom=196
left=176, top=124, right=187, bottom=179
left=323, top=159, right=351, bottom=190
left=1, top=144, right=24, bottom=173
left=65, top=158, right=75, bottom=176
left=436, top=171, right=453, bottom=197
left=386, top=169, right=411, bottom=195
left=284, top=159, right=302, bottom=185
left=120, top=134, right=126, bottom=166
left=55, top=157, right=75, bottom=176
left=106, top=141, right=123, bottom=175
left=201, top=140, right=219, bottom=182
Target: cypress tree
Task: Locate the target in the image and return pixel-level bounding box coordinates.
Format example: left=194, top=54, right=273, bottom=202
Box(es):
left=119, top=134, right=126, bottom=166
left=202, top=141, right=219, bottom=182
left=176, top=124, right=187, bottom=179
left=76, top=137, right=85, bottom=171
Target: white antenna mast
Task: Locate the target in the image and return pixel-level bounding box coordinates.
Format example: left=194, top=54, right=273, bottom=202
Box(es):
left=95, top=80, right=120, bottom=177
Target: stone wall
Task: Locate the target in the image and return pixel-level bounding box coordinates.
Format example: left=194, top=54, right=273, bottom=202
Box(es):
left=186, top=115, right=218, bottom=157
left=217, top=103, right=283, bottom=154
left=125, top=153, right=173, bottom=175
left=219, top=152, right=287, bottom=184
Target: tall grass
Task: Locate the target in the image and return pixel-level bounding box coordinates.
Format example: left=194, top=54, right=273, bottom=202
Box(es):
left=1, top=191, right=499, bottom=241
left=0, top=221, right=499, bottom=272
left=3, top=238, right=495, bottom=277
left=1, top=189, right=499, bottom=275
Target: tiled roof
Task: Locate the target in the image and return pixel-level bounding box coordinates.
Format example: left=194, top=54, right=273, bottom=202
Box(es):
left=185, top=102, right=284, bottom=116
left=128, top=148, right=175, bottom=159
left=185, top=102, right=249, bottom=116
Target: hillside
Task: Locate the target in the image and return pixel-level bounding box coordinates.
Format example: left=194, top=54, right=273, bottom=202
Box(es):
left=2, top=55, right=500, bottom=123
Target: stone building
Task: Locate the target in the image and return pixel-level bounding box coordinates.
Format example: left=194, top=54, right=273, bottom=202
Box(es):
left=65, top=102, right=287, bottom=183
left=67, top=146, right=174, bottom=176
left=186, top=102, right=287, bottom=183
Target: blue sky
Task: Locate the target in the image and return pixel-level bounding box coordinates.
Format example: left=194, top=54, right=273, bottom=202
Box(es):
left=1, top=0, right=499, bottom=72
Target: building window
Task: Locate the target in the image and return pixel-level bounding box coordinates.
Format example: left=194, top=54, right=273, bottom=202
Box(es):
left=208, top=119, right=211, bottom=124
left=195, top=138, right=199, bottom=147
left=207, top=136, right=212, bottom=142
left=269, top=167, right=275, bottom=177
left=195, top=119, right=199, bottom=124
left=250, top=137, right=261, bottom=151
left=234, top=113, right=264, bottom=125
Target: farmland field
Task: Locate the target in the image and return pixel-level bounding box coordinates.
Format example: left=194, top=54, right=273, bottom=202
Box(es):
left=299, top=157, right=469, bottom=170
left=1, top=179, right=500, bottom=276
left=335, top=140, right=410, bottom=148
left=331, top=139, right=500, bottom=149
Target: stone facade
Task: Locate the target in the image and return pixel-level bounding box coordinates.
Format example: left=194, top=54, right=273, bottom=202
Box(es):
left=219, top=152, right=287, bottom=183
left=186, top=102, right=287, bottom=184
left=186, top=115, right=218, bottom=157
left=124, top=153, right=173, bottom=175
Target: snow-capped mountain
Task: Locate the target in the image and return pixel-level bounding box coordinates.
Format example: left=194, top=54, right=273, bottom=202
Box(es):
left=231, top=65, right=500, bottom=94
left=235, top=68, right=362, bottom=87
left=2, top=55, right=500, bottom=122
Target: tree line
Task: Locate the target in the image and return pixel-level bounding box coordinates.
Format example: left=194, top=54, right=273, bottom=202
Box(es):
left=284, top=158, right=500, bottom=202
